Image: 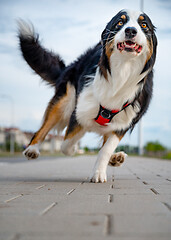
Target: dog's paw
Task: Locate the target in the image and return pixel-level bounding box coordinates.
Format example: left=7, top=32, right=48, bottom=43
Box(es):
left=61, top=140, right=76, bottom=156
left=90, top=170, right=107, bottom=183
left=108, top=151, right=127, bottom=167
left=23, top=144, right=40, bottom=160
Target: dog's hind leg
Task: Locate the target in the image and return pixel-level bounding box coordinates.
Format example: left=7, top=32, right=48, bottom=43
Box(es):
left=23, top=97, right=62, bottom=159
left=23, top=96, right=67, bottom=160
left=23, top=83, right=75, bottom=160
left=61, top=111, right=85, bottom=156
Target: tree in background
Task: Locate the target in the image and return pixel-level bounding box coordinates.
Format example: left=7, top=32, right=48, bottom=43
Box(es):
left=144, top=141, right=167, bottom=158
left=145, top=141, right=166, bottom=152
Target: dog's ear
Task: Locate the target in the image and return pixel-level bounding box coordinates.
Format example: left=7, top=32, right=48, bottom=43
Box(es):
left=152, top=30, right=157, bottom=55
left=141, top=29, right=157, bottom=74
left=99, top=26, right=114, bottom=78
left=101, top=26, right=115, bottom=50
left=101, top=10, right=126, bottom=48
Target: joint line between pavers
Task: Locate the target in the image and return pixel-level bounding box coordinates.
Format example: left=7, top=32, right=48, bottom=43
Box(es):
left=150, top=188, right=159, bottom=195
left=108, top=194, right=113, bottom=203
left=78, top=178, right=88, bottom=185
left=67, top=178, right=87, bottom=195
left=78, top=181, right=85, bottom=185
left=40, top=202, right=57, bottom=216
left=36, top=184, right=46, bottom=189
left=5, top=194, right=24, bottom=203
left=142, top=181, right=148, bottom=185
left=163, top=202, right=171, bottom=211
left=103, top=214, right=112, bottom=236
left=67, top=189, right=75, bottom=195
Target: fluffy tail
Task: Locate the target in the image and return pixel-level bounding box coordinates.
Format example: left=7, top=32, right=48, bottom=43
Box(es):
left=17, top=20, right=65, bottom=86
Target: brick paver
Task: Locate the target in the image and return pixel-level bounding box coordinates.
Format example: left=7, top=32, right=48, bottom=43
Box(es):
left=0, top=155, right=171, bottom=239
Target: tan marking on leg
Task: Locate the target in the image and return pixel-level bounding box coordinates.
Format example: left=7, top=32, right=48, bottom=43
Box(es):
left=31, top=102, right=62, bottom=145
left=43, top=83, right=75, bottom=125
left=30, top=83, right=74, bottom=145
left=102, top=135, right=109, bottom=147
left=64, top=125, right=82, bottom=140
left=113, top=131, right=125, bottom=141
left=102, top=132, right=124, bottom=150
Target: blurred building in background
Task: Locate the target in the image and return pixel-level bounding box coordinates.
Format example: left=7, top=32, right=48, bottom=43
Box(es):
left=0, top=127, right=66, bottom=153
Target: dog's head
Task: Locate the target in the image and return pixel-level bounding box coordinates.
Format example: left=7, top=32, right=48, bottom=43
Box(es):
left=100, top=9, right=157, bottom=77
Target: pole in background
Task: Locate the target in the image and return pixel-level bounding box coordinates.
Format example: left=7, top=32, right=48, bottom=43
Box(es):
left=138, top=0, right=144, bottom=156
left=0, top=94, right=15, bottom=154
left=50, top=129, right=56, bottom=154
left=140, top=0, right=144, bottom=12
left=138, top=120, right=143, bottom=155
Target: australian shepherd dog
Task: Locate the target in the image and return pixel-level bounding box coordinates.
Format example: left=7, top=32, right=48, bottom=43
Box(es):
left=18, top=9, right=157, bottom=182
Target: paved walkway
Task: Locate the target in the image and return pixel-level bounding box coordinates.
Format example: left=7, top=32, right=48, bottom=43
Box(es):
left=0, top=155, right=171, bottom=240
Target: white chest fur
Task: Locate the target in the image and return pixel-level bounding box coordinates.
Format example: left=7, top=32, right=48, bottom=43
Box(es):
left=93, top=51, right=147, bottom=109
left=76, top=52, right=148, bottom=135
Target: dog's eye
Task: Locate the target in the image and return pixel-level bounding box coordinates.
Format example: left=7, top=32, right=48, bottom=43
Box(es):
left=117, top=21, right=123, bottom=26
left=141, top=23, right=147, bottom=29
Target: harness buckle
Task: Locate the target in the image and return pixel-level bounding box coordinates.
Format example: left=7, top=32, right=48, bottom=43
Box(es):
left=101, top=109, right=111, bottom=119
left=94, top=102, right=131, bottom=126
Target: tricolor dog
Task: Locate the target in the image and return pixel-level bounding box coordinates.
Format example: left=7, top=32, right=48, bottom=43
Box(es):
left=18, top=10, right=157, bottom=182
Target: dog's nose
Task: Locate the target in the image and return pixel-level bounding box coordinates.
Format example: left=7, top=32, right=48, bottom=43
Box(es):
left=125, top=27, right=137, bottom=39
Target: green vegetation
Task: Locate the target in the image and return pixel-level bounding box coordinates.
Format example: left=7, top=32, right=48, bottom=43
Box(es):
left=144, top=141, right=166, bottom=152
left=82, top=141, right=171, bottom=160
left=116, top=145, right=138, bottom=154
left=0, top=140, right=23, bottom=152
left=0, top=138, right=170, bottom=160
left=144, top=141, right=170, bottom=159
left=163, top=152, right=171, bottom=160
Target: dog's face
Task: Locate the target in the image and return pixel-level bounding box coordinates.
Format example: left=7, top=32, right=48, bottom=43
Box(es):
left=101, top=9, right=157, bottom=60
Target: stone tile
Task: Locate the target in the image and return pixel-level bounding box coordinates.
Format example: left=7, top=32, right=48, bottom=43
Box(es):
left=0, top=155, right=171, bottom=239
left=112, top=215, right=171, bottom=237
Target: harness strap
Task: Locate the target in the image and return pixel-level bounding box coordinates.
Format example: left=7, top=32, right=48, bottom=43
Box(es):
left=95, top=102, right=131, bottom=126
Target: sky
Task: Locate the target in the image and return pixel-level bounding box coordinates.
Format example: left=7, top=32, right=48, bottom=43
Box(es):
left=0, top=0, right=171, bottom=149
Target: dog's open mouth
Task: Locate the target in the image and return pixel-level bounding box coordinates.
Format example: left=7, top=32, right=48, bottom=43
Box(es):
left=117, top=41, right=142, bottom=53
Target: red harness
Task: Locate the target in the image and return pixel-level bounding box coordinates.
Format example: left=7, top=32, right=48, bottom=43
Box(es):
left=95, top=102, right=130, bottom=126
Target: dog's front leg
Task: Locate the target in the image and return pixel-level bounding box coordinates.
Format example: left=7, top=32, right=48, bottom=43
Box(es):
left=91, top=133, right=121, bottom=183
left=61, top=110, right=85, bottom=156
left=61, top=125, right=85, bottom=156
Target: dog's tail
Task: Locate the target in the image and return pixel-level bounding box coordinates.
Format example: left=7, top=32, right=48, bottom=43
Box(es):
left=17, top=20, right=65, bottom=87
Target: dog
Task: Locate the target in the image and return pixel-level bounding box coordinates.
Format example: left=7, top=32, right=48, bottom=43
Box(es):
left=17, top=9, right=157, bottom=183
